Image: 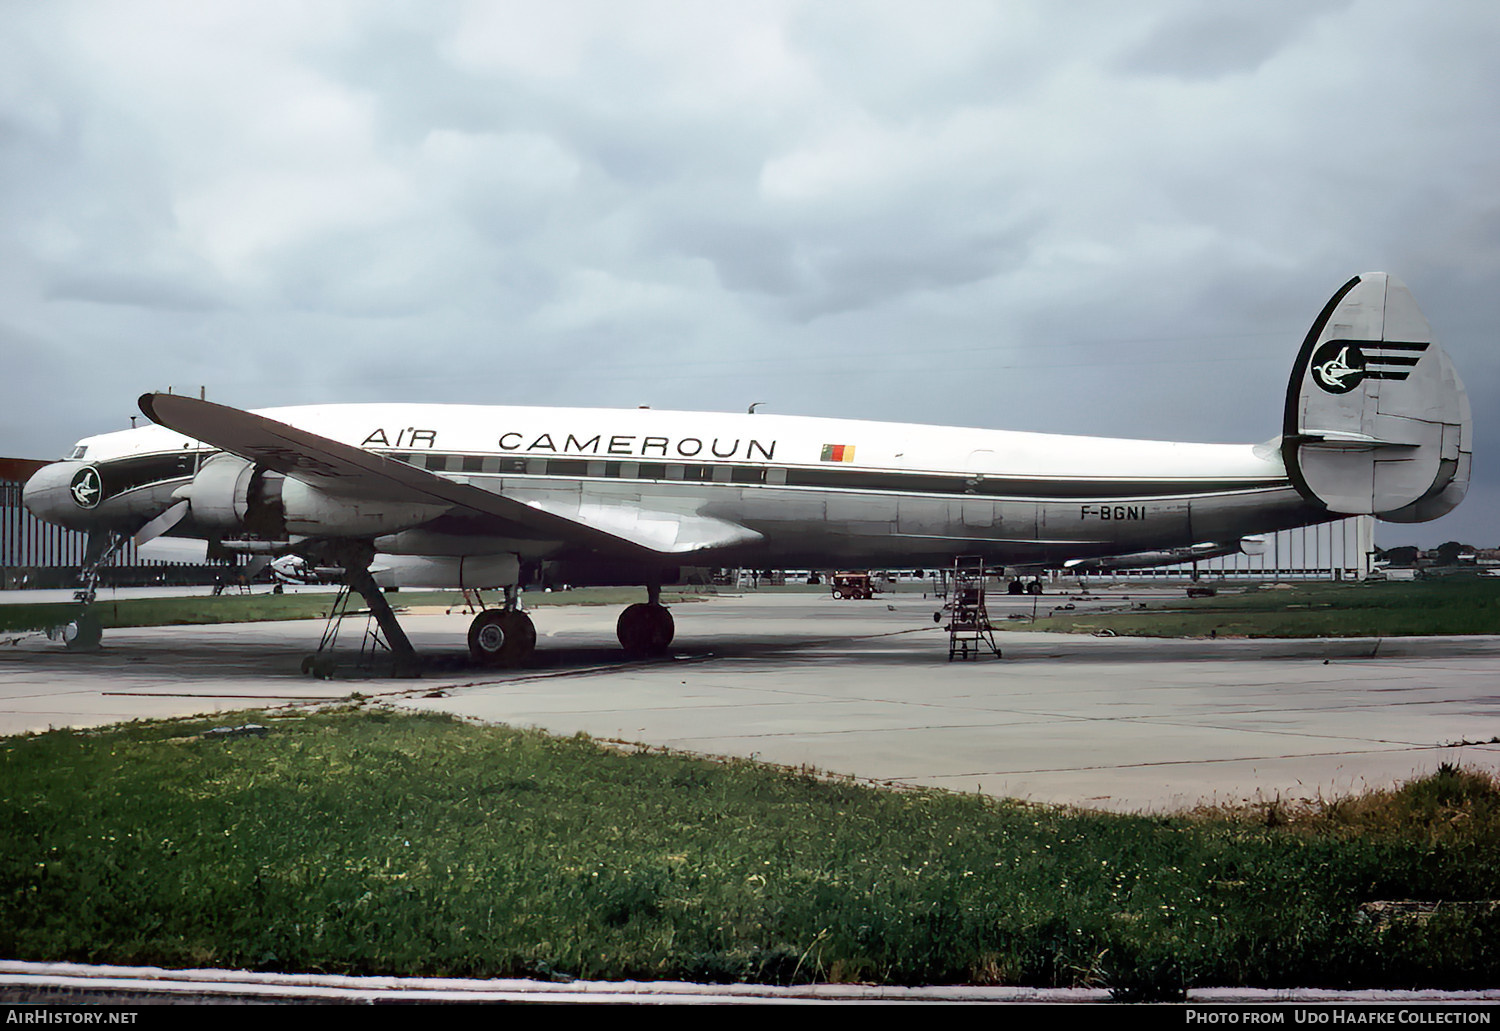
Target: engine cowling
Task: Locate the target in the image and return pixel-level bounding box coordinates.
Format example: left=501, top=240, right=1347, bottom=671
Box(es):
left=179, top=455, right=262, bottom=530
left=371, top=554, right=520, bottom=589
left=179, top=455, right=447, bottom=538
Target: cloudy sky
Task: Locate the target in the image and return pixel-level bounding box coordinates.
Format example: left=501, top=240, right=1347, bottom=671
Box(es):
left=3, top=0, right=1496, bottom=546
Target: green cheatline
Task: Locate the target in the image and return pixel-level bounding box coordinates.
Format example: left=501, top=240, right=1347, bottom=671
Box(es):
left=2, top=708, right=1498, bottom=995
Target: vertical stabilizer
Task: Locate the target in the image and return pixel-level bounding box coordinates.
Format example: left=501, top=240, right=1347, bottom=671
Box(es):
left=1282, top=273, right=1471, bottom=521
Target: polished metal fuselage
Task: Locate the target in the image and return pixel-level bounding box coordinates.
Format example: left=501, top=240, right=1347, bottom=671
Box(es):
left=23, top=403, right=1329, bottom=573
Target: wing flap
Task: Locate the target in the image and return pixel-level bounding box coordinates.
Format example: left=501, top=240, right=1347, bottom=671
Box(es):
left=525, top=495, right=763, bottom=554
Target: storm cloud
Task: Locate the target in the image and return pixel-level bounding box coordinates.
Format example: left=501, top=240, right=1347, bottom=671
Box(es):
left=3, top=0, right=1497, bottom=545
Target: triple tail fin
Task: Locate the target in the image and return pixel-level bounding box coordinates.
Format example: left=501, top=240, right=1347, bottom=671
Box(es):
left=1282, top=273, right=1471, bottom=521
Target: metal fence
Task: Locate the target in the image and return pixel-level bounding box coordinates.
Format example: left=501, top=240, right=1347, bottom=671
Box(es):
left=0, top=478, right=152, bottom=587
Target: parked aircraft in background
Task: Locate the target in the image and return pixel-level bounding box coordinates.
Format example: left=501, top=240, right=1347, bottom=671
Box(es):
left=22, top=273, right=1471, bottom=671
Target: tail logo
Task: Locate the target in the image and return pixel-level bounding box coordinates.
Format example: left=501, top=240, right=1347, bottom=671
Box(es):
left=1310, top=338, right=1428, bottom=394
left=1312, top=342, right=1366, bottom=393
left=70, top=466, right=103, bottom=509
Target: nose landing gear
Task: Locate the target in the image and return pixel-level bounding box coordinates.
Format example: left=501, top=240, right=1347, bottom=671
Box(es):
left=51, top=530, right=126, bottom=651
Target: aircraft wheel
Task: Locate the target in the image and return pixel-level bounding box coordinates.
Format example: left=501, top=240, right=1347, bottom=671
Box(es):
left=617, top=603, right=674, bottom=657
left=1007, top=580, right=1024, bottom=595
left=1026, top=582, right=1044, bottom=595
left=468, top=609, right=537, bottom=668
left=64, top=614, right=102, bottom=651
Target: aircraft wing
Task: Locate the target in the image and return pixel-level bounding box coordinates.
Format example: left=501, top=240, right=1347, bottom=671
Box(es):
left=138, top=393, right=760, bottom=557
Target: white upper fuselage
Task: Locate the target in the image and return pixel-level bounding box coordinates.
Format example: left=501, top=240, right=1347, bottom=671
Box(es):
left=25, top=400, right=1322, bottom=573
left=68, top=403, right=1285, bottom=488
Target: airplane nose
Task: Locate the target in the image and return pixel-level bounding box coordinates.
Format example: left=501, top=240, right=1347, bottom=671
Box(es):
left=22, top=461, right=104, bottom=531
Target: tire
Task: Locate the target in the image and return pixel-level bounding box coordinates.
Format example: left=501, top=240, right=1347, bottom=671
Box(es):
left=617, top=603, right=675, bottom=657
left=468, top=610, right=536, bottom=667
left=64, top=614, right=102, bottom=651
left=1026, top=582, right=1044, bottom=595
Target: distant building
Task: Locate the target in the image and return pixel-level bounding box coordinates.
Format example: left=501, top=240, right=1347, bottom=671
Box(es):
left=1105, top=516, right=1377, bottom=581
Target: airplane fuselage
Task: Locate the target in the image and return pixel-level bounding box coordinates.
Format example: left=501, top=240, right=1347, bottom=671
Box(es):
left=25, top=403, right=1324, bottom=574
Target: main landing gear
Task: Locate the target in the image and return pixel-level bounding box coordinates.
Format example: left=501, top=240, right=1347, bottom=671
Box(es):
left=463, top=583, right=674, bottom=665
left=337, top=547, right=421, bottom=679
left=616, top=584, right=674, bottom=657
left=467, top=585, right=536, bottom=668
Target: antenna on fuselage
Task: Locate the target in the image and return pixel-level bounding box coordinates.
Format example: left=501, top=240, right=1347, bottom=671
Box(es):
left=748, top=402, right=766, bottom=414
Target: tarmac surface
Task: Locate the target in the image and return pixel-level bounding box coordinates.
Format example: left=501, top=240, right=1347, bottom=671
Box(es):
left=3, top=585, right=1499, bottom=812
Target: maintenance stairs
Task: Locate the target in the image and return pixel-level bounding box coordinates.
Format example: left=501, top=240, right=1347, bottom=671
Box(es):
left=946, top=556, right=1002, bottom=661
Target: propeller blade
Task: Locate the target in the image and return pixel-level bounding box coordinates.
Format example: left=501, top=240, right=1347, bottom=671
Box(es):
left=133, top=500, right=189, bottom=547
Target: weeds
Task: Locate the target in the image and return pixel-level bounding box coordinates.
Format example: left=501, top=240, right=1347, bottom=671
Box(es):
left=2, top=710, right=1498, bottom=989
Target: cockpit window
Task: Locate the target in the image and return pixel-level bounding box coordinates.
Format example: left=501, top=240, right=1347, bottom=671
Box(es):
left=69, top=445, right=88, bottom=460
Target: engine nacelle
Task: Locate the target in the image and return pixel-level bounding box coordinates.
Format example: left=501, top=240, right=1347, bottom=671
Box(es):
left=180, top=455, right=260, bottom=529
left=279, top=477, right=447, bottom=537
left=371, top=554, right=520, bottom=590
left=181, top=455, right=447, bottom=538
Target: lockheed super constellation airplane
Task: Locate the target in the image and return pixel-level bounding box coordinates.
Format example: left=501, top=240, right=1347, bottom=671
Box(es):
left=22, top=273, right=1471, bottom=671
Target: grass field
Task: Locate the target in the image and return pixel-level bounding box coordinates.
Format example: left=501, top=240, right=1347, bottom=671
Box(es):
left=1013, top=578, right=1500, bottom=638
left=3, top=707, right=1497, bottom=998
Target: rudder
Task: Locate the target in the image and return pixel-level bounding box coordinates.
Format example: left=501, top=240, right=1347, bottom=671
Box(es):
left=1282, top=273, right=1471, bottom=521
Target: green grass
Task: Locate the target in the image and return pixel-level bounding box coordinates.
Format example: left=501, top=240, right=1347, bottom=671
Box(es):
left=3, top=709, right=1498, bottom=995
left=0, top=587, right=711, bottom=634
left=1014, top=578, right=1500, bottom=638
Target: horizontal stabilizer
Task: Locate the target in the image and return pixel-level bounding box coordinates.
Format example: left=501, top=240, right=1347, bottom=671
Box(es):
left=1063, top=537, right=1259, bottom=573
left=1282, top=274, right=1470, bottom=520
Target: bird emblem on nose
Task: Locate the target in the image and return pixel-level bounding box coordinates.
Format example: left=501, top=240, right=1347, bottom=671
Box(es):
left=70, top=466, right=102, bottom=509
